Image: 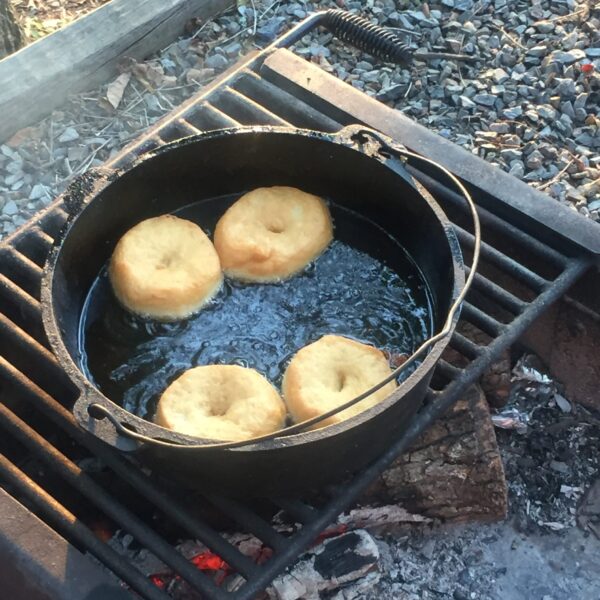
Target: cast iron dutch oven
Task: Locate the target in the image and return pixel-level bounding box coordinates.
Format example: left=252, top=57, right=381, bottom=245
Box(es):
left=41, top=125, right=479, bottom=496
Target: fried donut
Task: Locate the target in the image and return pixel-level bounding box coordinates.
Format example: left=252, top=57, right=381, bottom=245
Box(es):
left=155, top=365, right=286, bottom=441
left=213, top=186, right=333, bottom=282
left=282, top=335, right=398, bottom=429
left=109, top=215, right=222, bottom=321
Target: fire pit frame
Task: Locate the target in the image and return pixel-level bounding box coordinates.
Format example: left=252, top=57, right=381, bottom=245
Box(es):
left=0, top=13, right=598, bottom=600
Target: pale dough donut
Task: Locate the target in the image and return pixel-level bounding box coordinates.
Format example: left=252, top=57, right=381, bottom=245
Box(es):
left=109, top=215, right=222, bottom=321
left=213, top=186, right=333, bottom=282
left=155, top=365, right=286, bottom=441
left=282, top=335, right=398, bottom=429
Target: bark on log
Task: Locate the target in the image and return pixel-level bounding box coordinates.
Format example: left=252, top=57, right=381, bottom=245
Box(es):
left=362, top=385, right=508, bottom=523
left=0, top=0, right=24, bottom=59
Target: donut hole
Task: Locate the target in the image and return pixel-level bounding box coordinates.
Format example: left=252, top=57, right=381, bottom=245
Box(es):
left=209, top=405, right=228, bottom=417
left=265, top=219, right=285, bottom=234
left=336, top=371, right=347, bottom=391
left=155, top=253, right=175, bottom=270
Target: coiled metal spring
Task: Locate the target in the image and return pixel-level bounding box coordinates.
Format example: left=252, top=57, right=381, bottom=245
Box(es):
left=322, top=9, right=412, bottom=66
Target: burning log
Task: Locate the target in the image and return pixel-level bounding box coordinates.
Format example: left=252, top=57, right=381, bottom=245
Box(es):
left=268, top=530, right=380, bottom=600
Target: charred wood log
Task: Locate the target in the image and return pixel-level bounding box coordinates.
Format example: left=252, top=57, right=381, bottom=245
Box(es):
left=362, top=385, right=508, bottom=523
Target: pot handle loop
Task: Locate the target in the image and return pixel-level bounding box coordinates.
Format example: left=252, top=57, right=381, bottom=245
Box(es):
left=320, top=9, right=412, bottom=66
left=88, top=128, right=480, bottom=451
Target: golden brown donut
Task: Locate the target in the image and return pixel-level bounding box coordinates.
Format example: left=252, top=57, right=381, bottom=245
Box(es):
left=109, top=215, right=222, bottom=321
left=213, top=186, right=333, bottom=282
left=155, top=365, right=286, bottom=441
left=282, top=335, right=398, bottom=429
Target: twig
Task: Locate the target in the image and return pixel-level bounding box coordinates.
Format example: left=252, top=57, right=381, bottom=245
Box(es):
left=258, top=0, right=281, bottom=20
left=534, top=6, right=588, bottom=24
left=414, top=51, right=478, bottom=62
left=537, top=160, right=574, bottom=191
left=249, top=0, right=258, bottom=36
left=489, top=24, right=526, bottom=50
left=387, top=27, right=423, bottom=38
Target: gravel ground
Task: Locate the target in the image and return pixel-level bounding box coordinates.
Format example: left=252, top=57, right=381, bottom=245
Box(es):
left=0, top=0, right=598, bottom=240
left=11, top=0, right=111, bottom=42
left=1, top=1, right=599, bottom=598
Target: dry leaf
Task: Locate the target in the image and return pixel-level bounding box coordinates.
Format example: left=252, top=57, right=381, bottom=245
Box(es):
left=131, top=60, right=176, bottom=90
left=106, top=72, right=131, bottom=109
left=6, top=126, right=38, bottom=147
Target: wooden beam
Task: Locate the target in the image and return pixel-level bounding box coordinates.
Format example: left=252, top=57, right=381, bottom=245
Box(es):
left=0, top=0, right=233, bottom=143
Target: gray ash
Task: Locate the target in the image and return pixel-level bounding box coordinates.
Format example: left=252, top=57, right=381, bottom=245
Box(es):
left=497, top=355, right=600, bottom=534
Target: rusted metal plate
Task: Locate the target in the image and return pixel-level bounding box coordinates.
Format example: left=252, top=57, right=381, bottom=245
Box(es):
left=0, top=488, right=129, bottom=600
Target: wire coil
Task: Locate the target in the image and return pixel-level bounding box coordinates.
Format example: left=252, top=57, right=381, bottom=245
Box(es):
left=321, top=9, right=412, bottom=65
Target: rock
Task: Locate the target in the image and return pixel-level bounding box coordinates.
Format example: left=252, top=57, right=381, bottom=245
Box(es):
left=185, top=68, right=215, bottom=84
left=225, top=21, right=241, bottom=36
left=561, top=101, right=575, bottom=118
left=491, top=68, right=509, bottom=84
left=538, top=105, right=558, bottom=121
left=58, top=127, right=79, bottom=143
left=376, top=84, right=407, bottom=102
left=473, top=93, right=496, bottom=107
left=526, top=150, right=544, bottom=170
left=223, top=42, right=241, bottom=58
left=586, top=48, right=600, bottom=58
left=29, top=184, right=47, bottom=200
left=549, top=49, right=586, bottom=65
left=203, top=53, right=229, bottom=71
left=509, top=162, right=525, bottom=178
left=574, top=93, right=589, bottom=110
left=536, top=20, right=555, bottom=34
left=562, top=32, right=579, bottom=51
left=459, top=96, right=476, bottom=109
left=3, top=200, right=18, bottom=216
left=255, top=16, right=286, bottom=44
left=527, top=45, right=548, bottom=57
left=555, top=78, right=577, bottom=98
left=503, top=106, right=523, bottom=119
left=501, top=149, right=523, bottom=162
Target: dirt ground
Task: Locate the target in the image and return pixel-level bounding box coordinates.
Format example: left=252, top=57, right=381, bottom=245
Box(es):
left=11, top=0, right=110, bottom=43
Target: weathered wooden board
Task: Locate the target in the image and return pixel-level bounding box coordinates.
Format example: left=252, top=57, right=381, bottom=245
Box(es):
left=0, top=0, right=233, bottom=143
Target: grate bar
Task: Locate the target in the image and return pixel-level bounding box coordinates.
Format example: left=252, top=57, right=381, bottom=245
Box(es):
left=0, top=313, right=67, bottom=400
left=449, top=331, right=483, bottom=359
left=454, top=226, right=548, bottom=292
left=0, top=455, right=170, bottom=600
left=467, top=269, right=526, bottom=315
left=0, top=247, right=42, bottom=300
left=14, top=228, right=55, bottom=268
left=232, top=72, right=342, bottom=132
left=0, top=403, right=229, bottom=600
left=408, top=167, right=570, bottom=267
left=206, top=495, right=289, bottom=553
left=0, top=357, right=260, bottom=579
left=197, top=102, right=241, bottom=128
left=0, top=273, right=45, bottom=341
left=461, top=302, right=504, bottom=337
left=211, top=87, right=291, bottom=127
left=435, top=359, right=463, bottom=380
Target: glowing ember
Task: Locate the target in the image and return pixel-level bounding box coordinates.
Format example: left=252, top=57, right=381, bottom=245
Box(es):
left=191, top=551, right=228, bottom=571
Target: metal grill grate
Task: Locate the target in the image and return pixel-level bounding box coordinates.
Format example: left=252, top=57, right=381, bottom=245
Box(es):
left=0, top=18, right=597, bottom=600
